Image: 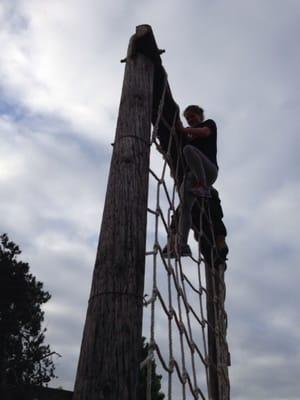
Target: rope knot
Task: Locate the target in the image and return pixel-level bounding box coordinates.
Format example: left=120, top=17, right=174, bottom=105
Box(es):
left=182, top=369, right=188, bottom=383
left=169, top=358, right=175, bottom=372
left=179, top=321, right=185, bottom=333
left=190, top=341, right=196, bottom=353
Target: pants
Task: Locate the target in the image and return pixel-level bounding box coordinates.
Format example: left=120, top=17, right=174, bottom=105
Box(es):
left=179, top=145, right=218, bottom=245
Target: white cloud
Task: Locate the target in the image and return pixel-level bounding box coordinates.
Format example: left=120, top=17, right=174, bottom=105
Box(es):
left=0, top=0, right=129, bottom=141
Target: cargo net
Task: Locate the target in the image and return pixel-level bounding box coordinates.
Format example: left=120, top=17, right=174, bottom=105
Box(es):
left=142, top=81, right=230, bottom=400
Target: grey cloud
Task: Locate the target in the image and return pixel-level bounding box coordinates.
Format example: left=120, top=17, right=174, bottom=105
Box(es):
left=1, top=1, right=299, bottom=398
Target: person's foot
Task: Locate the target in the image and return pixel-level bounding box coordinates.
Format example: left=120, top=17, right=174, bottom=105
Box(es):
left=179, top=244, right=192, bottom=257
left=214, top=238, right=229, bottom=267
left=215, top=236, right=229, bottom=259
left=162, top=243, right=192, bottom=258
left=218, top=243, right=229, bottom=260
left=162, top=244, right=176, bottom=259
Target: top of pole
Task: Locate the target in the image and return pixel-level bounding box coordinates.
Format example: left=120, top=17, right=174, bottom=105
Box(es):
left=121, top=25, right=180, bottom=145
left=120, top=24, right=184, bottom=181
left=122, top=25, right=165, bottom=66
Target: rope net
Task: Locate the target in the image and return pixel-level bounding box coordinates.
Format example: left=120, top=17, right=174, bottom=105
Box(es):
left=142, top=78, right=230, bottom=400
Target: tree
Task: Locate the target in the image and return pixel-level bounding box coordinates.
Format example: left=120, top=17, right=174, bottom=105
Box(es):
left=138, top=337, right=165, bottom=400
left=0, top=234, right=59, bottom=387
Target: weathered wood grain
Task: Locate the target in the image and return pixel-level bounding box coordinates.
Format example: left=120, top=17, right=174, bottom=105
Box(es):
left=73, top=26, right=154, bottom=400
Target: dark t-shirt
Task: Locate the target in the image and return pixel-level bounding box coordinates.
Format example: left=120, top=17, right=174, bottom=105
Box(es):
left=189, top=119, right=218, bottom=168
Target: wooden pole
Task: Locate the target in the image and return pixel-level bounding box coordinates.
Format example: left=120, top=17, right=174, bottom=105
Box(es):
left=206, top=263, right=230, bottom=400
left=73, top=25, right=154, bottom=400
left=206, top=263, right=219, bottom=400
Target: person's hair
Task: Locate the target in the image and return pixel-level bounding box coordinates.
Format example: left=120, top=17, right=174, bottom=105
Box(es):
left=183, top=105, right=204, bottom=118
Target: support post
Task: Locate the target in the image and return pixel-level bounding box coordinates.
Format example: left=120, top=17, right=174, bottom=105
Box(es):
left=206, top=263, right=230, bottom=400
left=73, top=25, right=154, bottom=400
left=206, top=264, right=219, bottom=400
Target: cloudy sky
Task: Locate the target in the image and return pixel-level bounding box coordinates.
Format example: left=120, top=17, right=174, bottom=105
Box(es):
left=1, top=0, right=299, bottom=399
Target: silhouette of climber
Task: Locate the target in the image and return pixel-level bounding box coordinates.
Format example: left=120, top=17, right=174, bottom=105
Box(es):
left=159, top=105, right=228, bottom=263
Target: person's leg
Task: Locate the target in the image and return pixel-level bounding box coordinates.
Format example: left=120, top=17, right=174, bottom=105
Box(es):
left=209, top=188, right=228, bottom=264
left=177, top=146, right=218, bottom=254
left=162, top=175, right=194, bottom=258
left=210, top=188, right=227, bottom=237
left=183, top=145, right=218, bottom=187
left=178, top=171, right=196, bottom=247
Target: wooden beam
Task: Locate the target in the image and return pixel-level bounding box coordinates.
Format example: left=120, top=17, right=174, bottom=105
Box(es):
left=73, top=25, right=154, bottom=400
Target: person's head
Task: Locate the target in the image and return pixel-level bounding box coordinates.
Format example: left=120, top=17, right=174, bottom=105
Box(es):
left=183, top=105, right=204, bottom=127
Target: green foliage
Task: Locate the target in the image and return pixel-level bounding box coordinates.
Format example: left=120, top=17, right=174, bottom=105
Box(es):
left=138, top=337, right=165, bottom=400
left=0, top=234, right=58, bottom=386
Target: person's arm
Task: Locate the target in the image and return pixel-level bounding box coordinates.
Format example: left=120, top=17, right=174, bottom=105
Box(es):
left=178, top=125, right=211, bottom=138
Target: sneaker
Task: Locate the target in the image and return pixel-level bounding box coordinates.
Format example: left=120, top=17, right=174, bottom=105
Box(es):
left=219, top=244, right=229, bottom=260
left=214, top=244, right=229, bottom=267
left=179, top=244, right=192, bottom=257
left=162, top=244, right=192, bottom=258
left=162, top=245, right=176, bottom=259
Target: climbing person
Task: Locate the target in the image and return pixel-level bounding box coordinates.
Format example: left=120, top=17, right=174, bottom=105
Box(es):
left=157, top=104, right=228, bottom=262
left=173, top=105, right=221, bottom=257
